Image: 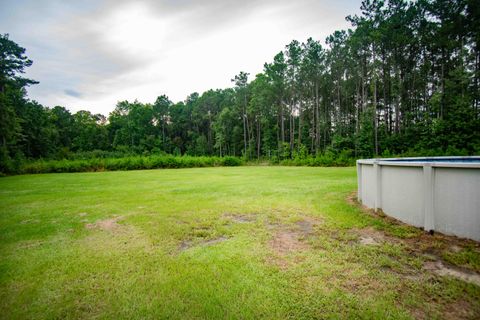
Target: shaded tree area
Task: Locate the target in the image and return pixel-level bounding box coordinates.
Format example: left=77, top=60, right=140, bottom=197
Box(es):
left=1, top=0, right=479, bottom=173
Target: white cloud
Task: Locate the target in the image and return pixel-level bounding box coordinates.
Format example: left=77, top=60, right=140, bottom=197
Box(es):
left=1, top=0, right=361, bottom=115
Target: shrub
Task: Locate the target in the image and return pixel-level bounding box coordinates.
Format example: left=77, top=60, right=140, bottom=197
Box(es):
left=222, top=156, right=242, bottom=166
left=17, top=155, right=244, bottom=174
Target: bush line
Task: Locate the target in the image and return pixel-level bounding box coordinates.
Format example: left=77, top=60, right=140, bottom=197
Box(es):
left=2, top=154, right=357, bottom=175
left=18, top=155, right=242, bottom=174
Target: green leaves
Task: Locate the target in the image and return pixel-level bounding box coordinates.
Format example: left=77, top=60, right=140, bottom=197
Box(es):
left=0, top=34, right=38, bottom=87
left=2, top=0, right=480, bottom=173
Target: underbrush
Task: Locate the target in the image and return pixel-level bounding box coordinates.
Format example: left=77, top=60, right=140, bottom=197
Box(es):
left=5, top=147, right=476, bottom=175
left=20, top=155, right=243, bottom=174
left=278, top=155, right=355, bottom=167
left=18, top=154, right=358, bottom=174
left=7, top=153, right=358, bottom=175
left=4, top=144, right=476, bottom=175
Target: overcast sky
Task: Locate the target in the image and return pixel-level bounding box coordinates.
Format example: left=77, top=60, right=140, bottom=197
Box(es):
left=1, top=0, right=361, bottom=115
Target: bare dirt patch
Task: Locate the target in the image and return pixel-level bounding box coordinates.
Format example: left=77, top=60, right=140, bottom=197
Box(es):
left=270, top=230, right=308, bottom=255
left=178, top=236, right=229, bottom=251
left=346, top=192, right=359, bottom=207
left=85, top=216, right=123, bottom=231
left=296, top=219, right=314, bottom=236
left=359, top=236, right=379, bottom=245
left=353, top=225, right=480, bottom=286
left=203, top=236, right=229, bottom=246
left=423, top=260, right=480, bottom=286
left=269, top=217, right=321, bottom=253
left=346, top=192, right=375, bottom=214
left=339, top=273, right=386, bottom=298
left=267, top=218, right=319, bottom=269
left=178, top=240, right=191, bottom=251
left=346, top=191, right=480, bottom=295
left=268, top=230, right=308, bottom=269
left=441, top=299, right=476, bottom=320
left=347, top=192, right=480, bottom=273
left=223, top=212, right=257, bottom=223
left=450, top=245, right=462, bottom=253
left=265, top=221, right=282, bottom=230
left=355, top=227, right=386, bottom=246
left=407, top=298, right=477, bottom=320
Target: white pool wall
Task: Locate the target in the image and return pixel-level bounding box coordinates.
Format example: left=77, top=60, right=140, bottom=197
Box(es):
left=357, top=157, right=480, bottom=241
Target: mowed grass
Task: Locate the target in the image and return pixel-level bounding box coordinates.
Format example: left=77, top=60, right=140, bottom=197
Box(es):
left=0, top=167, right=479, bottom=319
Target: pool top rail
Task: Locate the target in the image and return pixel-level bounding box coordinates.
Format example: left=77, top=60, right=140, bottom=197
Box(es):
left=357, top=156, right=480, bottom=168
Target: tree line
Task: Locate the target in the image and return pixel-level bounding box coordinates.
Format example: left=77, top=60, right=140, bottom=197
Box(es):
left=1, top=0, right=479, bottom=173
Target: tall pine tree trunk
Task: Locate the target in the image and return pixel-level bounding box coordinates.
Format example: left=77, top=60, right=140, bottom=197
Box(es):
left=257, top=118, right=261, bottom=159
left=298, top=100, right=302, bottom=147
left=315, top=82, right=320, bottom=153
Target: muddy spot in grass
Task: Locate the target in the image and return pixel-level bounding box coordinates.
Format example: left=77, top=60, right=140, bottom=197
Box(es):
left=86, top=216, right=123, bottom=231
left=379, top=264, right=422, bottom=281
left=224, top=212, right=257, bottom=223
left=347, top=191, right=480, bottom=272
left=409, top=299, right=478, bottom=320
left=449, top=245, right=462, bottom=253
left=265, top=221, right=282, bottom=230
left=269, top=216, right=313, bottom=242
left=178, top=240, right=191, bottom=251
left=178, top=236, right=229, bottom=251
left=203, top=236, right=229, bottom=246
left=346, top=192, right=375, bottom=214
left=423, top=260, right=480, bottom=286
left=442, top=299, right=477, bottom=320
left=338, top=273, right=386, bottom=298
left=270, top=230, right=308, bottom=255
left=268, top=224, right=312, bottom=269
left=359, top=236, right=379, bottom=245
left=267, top=220, right=313, bottom=270
left=346, top=192, right=359, bottom=206
left=296, top=219, right=313, bottom=235
left=269, top=218, right=319, bottom=257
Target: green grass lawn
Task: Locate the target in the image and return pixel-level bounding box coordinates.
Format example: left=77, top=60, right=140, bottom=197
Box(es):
left=1, top=167, right=479, bottom=319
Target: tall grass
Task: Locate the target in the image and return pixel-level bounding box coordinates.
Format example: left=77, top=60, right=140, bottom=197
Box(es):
left=278, top=154, right=355, bottom=167
left=13, top=153, right=359, bottom=175
left=10, top=145, right=473, bottom=176
left=20, top=155, right=243, bottom=174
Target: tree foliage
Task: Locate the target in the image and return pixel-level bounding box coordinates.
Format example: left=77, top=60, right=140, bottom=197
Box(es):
left=1, top=0, right=479, bottom=173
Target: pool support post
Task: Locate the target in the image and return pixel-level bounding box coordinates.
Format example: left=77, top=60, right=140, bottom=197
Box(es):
left=374, top=160, right=381, bottom=212
left=357, top=162, right=362, bottom=202
left=423, top=163, right=435, bottom=233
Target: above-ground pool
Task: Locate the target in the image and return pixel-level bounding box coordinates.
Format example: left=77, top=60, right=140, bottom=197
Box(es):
left=357, top=157, right=480, bottom=241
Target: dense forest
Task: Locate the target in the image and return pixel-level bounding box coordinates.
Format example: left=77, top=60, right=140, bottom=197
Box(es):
left=1, top=0, right=479, bottom=173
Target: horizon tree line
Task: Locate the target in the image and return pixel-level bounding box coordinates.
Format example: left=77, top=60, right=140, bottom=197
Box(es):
left=1, top=0, right=479, bottom=172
